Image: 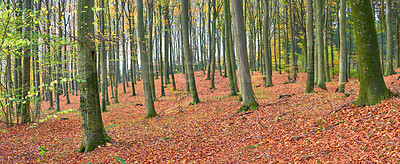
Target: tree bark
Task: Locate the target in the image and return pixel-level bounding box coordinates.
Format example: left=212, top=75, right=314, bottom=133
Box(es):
left=231, top=0, right=259, bottom=112
left=182, top=0, right=200, bottom=105
left=138, top=0, right=157, bottom=118
left=350, top=0, right=391, bottom=106
left=384, top=0, right=395, bottom=76
left=305, top=0, right=314, bottom=93
left=77, top=0, right=110, bottom=152
left=316, top=0, right=326, bottom=90
left=338, top=0, right=347, bottom=93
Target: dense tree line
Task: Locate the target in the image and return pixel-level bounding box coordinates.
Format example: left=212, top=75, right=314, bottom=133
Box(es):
left=0, top=0, right=396, bottom=152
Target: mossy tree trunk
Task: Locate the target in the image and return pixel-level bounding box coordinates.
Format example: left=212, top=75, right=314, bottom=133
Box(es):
left=77, top=0, right=110, bottom=152
left=231, top=0, right=259, bottom=112
left=182, top=0, right=200, bottom=105
left=138, top=0, right=157, bottom=118
left=350, top=0, right=391, bottom=106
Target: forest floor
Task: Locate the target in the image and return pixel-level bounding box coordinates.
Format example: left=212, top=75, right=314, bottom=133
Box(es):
left=2, top=69, right=400, bottom=163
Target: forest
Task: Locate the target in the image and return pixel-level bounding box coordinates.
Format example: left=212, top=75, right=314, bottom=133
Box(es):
left=0, top=0, right=400, bottom=162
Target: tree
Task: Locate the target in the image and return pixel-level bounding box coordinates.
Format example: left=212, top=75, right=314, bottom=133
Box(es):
left=77, top=0, right=110, bottom=152
left=305, top=0, right=314, bottom=93
left=263, top=0, right=273, bottom=87
left=147, top=0, right=157, bottom=100
left=21, top=0, right=32, bottom=124
left=230, top=0, right=259, bottom=112
left=209, top=0, right=217, bottom=89
left=338, top=0, right=347, bottom=93
left=316, top=0, right=326, bottom=90
left=100, top=0, right=107, bottom=112
left=182, top=0, right=200, bottom=105
left=350, top=0, right=391, bottom=106
left=138, top=0, right=157, bottom=118
left=384, top=0, right=395, bottom=76
left=223, top=0, right=237, bottom=96
left=114, top=0, right=120, bottom=104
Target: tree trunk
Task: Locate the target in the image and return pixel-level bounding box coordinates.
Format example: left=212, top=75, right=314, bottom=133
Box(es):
left=338, top=0, right=347, bottom=93
left=263, top=0, right=273, bottom=87
left=21, top=0, right=32, bottom=124
left=138, top=0, right=157, bottom=118
left=77, top=0, right=110, bottom=152
left=147, top=0, right=157, bottom=100
left=316, top=0, right=326, bottom=90
left=210, top=0, right=217, bottom=89
left=224, top=0, right=237, bottom=96
left=324, top=3, right=331, bottom=82
left=114, top=0, right=119, bottom=104
left=160, top=4, right=166, bottom=97
left=384, top=0, right=395, bottom=76
left=351, top=0, right=391, bottom=106
left=182, top=0, right=200, bottom=105
left=231, top=0, right=259, bottom=112
left=100, top=0, right=107, bottom=112
left=305, top=0, right=314, bottom=93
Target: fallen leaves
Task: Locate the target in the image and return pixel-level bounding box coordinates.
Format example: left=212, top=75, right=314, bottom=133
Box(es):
left=2, top=69, right=400, bottom=163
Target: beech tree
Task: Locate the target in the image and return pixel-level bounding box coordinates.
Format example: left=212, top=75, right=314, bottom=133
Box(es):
left=231, top=0, right=258, bottom=112
left=138, top=0, right=157, bottom=118
left=338, top=0, right=347, bottom=93
left=350, top=0, right=391, bottom=106
left=182, top=0, right=200, bottom=105
left=77, top=0, right=110, bottom=152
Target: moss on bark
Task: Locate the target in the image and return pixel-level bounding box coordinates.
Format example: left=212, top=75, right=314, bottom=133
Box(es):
left=351, top=0, right=392, bottom=106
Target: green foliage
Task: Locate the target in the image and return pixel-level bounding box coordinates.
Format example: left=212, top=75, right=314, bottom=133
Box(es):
left=114, top=156, right=126, bottom=164
left=38, top=146, right=47, bottom=155
left=107, top=124, right=117, bottom=129
left=39, top=109, right=77, bottom=123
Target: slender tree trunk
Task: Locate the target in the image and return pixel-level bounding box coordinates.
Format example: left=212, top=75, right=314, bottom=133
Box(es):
left=305, top=0, right=314, bottom=93
left=210, top=0, right=217, bottom=89
left=231, top=0, right=259, bottom=112
left=160, top=4, right=166, bottom=97
left=324, top=3, right=331, bottom=82
left=114, top=0, right=120, bottom=104
left=182, top=0, right=200, bottom=105
left=224, top=0, right=237, bottom=96
left=338, top=0, right=347, bottom=93
left=385, top=0, right=395, bottom=76
left=263, top=0, right=273, bottom=87
left=164, top=1, right=170, bottom=85
left=147, top=0, right=157, bottom=100
left=316, top=0, right=326, bottom=90
left=21, top=0, right=32, bottom=124
left=100, top=0, right=107, bottom=112
left=289, top=0, right=297, bottom=82
left=138, top=0, right=157, bottom=118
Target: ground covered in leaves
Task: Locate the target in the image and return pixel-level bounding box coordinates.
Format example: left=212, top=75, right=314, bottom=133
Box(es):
left=2, top=69, right=400, bottom=163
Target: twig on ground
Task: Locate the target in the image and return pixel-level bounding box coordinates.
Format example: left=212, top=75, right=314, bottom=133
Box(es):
left=300, top=149, right=331, bottom=161
left=157, top=107, right=170, bottom=116
left=331, top=99, right=355, bottom=113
